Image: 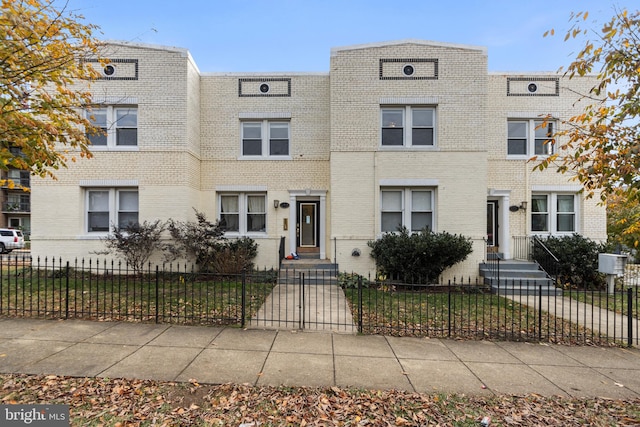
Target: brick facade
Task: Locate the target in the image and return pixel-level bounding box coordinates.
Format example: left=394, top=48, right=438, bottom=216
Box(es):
left=30, top=40, right=606, bottom=279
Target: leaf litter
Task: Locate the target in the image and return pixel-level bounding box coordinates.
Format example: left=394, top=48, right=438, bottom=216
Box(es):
left=1, top=374, right=639, bottom=426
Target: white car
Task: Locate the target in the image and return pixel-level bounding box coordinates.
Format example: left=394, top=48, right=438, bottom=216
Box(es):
left=0, top=228, right=25, bottom=253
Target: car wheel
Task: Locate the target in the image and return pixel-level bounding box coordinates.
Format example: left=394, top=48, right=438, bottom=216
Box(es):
left=0, top=243, right=6, bottom=254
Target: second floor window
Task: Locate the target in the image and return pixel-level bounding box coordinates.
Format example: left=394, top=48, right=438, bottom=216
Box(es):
left=507, top=119, right=554, bottom=157
left=381, top=107, right=435, bottom=147
left=86, top=106, right=138, bottom=148
left=241, top=121, right=289, bottom=158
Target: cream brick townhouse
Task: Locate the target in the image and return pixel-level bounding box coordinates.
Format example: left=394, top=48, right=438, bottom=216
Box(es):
left=30, top=39, right=606, bottom=279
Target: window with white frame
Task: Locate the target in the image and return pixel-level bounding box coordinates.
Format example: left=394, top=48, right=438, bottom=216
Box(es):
left=86, top=106, right=138, bottom=147
left=531, top=193, right=576, bottom=234
left=241, top=120, right=289, bottom=157
left=507, top=119, right=554, bottom=157
left=381, top=188, right=434, bottom=232
left=219, top=193, right=266, bottom=234
left=381, top=107, right=435, bottom=147
left=86, top=188, right=139, bottom=232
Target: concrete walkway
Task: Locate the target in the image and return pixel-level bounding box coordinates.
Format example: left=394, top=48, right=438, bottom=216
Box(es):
left=248, top=272, right=356, bottom=332
left=1, top=318, right=640, bottom=398
left=505, top=293, right=639, bottom=346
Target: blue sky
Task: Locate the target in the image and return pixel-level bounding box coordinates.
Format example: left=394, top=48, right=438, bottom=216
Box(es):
left=64, top=0, right=636, bottom=73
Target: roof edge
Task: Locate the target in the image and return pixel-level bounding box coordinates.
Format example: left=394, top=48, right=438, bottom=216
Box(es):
left=331, top=39, right=487, bottom=56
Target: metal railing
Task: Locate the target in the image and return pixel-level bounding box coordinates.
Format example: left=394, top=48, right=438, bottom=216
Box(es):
left=0, top=256, right=637, bottom=347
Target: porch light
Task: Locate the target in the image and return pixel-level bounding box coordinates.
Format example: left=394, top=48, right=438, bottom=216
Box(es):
left=519, top=201, right=528, bottom=211
left=274, top=200, right=279, bottom=209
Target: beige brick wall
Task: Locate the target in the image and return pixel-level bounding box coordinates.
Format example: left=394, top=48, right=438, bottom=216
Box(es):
left=29, top=40, right=607, bottom=279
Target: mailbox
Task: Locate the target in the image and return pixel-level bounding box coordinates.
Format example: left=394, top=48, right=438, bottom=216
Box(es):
left=598, top=253, right=627, bottom=275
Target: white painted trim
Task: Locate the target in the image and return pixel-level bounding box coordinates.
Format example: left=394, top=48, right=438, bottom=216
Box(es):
left=380, top=96, right=439, bottom=105
left=239, top=112, right=292, bottom=119
left=379, top=179, right=439, bottom=187
left=79, top=180, right=138, bottom=187
left=216, top=185, right=268, bottom=192
left=532, top=185, right=582, bottom=192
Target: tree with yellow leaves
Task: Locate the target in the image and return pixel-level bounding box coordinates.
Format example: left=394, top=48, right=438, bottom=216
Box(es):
left=0, top=0, right=102, bottom=187
left=536, top=8, right=640, bottom=203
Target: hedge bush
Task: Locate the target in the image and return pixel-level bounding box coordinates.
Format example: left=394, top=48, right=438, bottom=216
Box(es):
left=367, top=227, right=473, bottom=283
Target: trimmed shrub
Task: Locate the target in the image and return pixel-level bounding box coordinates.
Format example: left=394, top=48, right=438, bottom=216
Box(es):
left=534, top=234, right=610, bottom=289
left=367, top=227, right=473, bottom=283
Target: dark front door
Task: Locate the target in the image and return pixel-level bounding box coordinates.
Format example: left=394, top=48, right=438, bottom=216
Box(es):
left=297, top=201, right=319, bottom=252
left=487, top=200, right=499, bottom=250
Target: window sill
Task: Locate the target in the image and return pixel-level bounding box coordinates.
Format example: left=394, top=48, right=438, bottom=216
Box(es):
left=90, top=146, right=140, bottom=152
left=238, top=156, right=292, bottom=160
left=379, top=146, right=437, bottom=151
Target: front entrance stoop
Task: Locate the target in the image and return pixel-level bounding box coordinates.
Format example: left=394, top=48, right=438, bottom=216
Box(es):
left=479, top=260, right=562, bottom=296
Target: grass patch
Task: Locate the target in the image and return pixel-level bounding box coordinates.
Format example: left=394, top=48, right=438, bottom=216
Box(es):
left=344, top=284, right=612, bottom=344
left=565, top=287, right=639, bottom=319
left=0, top=267, right=275, bottom=325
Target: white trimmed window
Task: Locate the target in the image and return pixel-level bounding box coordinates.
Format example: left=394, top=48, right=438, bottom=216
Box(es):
left=507, top=119, right=554, bottom=157
left=241, top=121, right=289, bottom=158
left=219, top=193, right=266, bottom=234
left=531, top=193, right=576, bottom=234
left=381, top=107, right=435, bottom=147
left=86, top=106, right=138, bottom=147
left=381, top=188, right=434, bottom=232
left=86, top=188, right=139, bottom=232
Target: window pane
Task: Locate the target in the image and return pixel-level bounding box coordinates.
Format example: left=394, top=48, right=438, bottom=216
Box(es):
left=242, top=123, right=261, bottom=139
left=382, top=128, right=403, bottom=145
left=270, top=139, right=289, bottom=155
left=242, top=140, right=262, bottom=155
left=557, top=195, right=574, bottom=213
left=269, top=123, right=288, bottom=139
left=116, top=109, right=137, bottom=127
left=88, top=133, right=107, bottom=146
left=508, top=122, right=527, bottom=137
left=247, top=195, right=265, bottom=213
left=382, top=110, right=403, bottom=127
left=248, top=214, right=266, bottom=232
left=88, top=212, right=109, bottom=232
left=87, top=109, right=107, bottom=145
left=531, top=195, right=548, bottom=213
left=118, top=212, right=138, bottom=228
left=412, top=109, right=433, bottom=127
left=220, top=214, right=239, bottom=232
left=508, top=139, right=527, bottom=155
left=557, top=214, right=575, bottom=232
left=119, top=191, right=138, bottom=211
left=382, top=191, right=402, bottom=210
left=532, top=214, right=549, bottom=232
left=220, top=195, right=239, bottom=232
left=412, top=128, right=434, bottom=146
left=87, top=109, right=107, bottom=126
left=411, top=212, right=432, bottom=232
left=116, top=128, right=137, bottom=146
left=412, top=191, right=432, bottom=211
left=89, top=191, right=109, bottom=211
left=382, top=212, right=402, bottom=232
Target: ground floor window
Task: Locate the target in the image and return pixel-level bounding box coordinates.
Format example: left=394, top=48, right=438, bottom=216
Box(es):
left=219, top=193, right=266, bottom=234
left=381, top=188, right=434, bottom=233
left=86, top=188, right=138, bottom=232
left=531, top=193, right=576, bottom=234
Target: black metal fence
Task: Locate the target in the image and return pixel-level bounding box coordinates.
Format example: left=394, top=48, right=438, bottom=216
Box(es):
left=0, top=256, right=638, bottom=347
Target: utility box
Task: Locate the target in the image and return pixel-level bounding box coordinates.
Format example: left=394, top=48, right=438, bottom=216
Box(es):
left=598, top=253, right=627, bottom=294
left=598, top=253, right=627, bottom=275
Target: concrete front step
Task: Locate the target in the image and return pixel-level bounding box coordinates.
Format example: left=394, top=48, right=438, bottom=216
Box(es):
left=490, top=283, right=563, bottom=296
left=480, top=260, right=562, bottom=296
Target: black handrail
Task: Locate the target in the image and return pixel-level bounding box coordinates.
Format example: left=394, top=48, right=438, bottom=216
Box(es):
left=532, top=236, right=560, bottom=283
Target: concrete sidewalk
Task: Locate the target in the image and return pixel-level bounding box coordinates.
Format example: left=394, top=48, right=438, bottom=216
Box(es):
left=1, top=318, right=640, bottom=398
